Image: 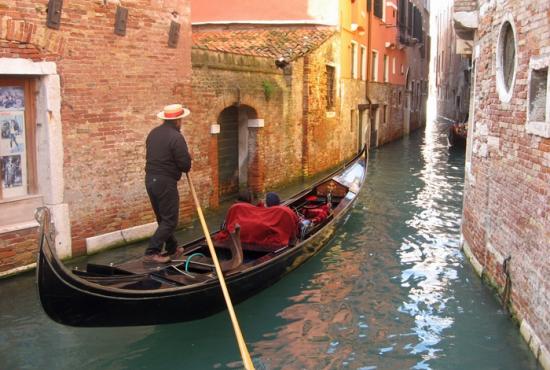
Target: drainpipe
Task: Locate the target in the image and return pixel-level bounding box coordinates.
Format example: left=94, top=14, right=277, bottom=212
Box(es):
left=301, top=55, right=310, bottom=178
left=365, top=3, right=374, bottom=149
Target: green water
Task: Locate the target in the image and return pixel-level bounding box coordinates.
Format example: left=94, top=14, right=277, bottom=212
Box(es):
left=0, top=122, right=539, bottom=369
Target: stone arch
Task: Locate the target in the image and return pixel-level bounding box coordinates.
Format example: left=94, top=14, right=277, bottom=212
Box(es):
left=0, top=16, right=65, bottom=58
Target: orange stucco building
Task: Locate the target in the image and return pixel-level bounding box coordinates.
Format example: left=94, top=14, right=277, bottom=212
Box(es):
left=366, top=0, right=430, bottom=146
left=367, top=1, right=406, bottom=86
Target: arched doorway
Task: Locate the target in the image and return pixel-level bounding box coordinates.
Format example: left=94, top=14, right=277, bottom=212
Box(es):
left=217, top=105, right=258, bottom=200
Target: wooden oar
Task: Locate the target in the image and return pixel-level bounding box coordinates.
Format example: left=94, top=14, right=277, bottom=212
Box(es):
left=186, top=173, right=255, bottom=370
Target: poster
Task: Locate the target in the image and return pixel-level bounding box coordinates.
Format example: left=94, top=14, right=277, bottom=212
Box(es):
left=0, top=112, right=25, bottom=154
left=0, top=86, right=27, bottom=198
left=0, top=86, right=25, bottom=110
left=1, top=155, right=23, bottom=188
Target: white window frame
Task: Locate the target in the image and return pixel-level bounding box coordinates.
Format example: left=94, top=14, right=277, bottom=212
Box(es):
left=360, top=45, right=367, bottom=81
left=383, top=55, right=389, bottom=82
left=351, top=41, right=358, bottom=79
left=496, top=13, right=518, bottom=104
left=526, top=55, right=550, bottom=138
left=392, top=57, right=396, bottom=75
left=372, top=50, right=379, bottom=82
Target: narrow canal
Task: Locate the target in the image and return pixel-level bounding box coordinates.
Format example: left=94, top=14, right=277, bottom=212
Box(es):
left=0, top=121, right=539, bottom=370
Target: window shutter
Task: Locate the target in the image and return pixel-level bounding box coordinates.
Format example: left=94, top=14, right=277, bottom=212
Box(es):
left=374, top=0, right=383, bottom=19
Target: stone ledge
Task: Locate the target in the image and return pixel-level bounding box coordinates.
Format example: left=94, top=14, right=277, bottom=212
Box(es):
left=453, top=11, right=479, bottom=31
left=0, top=262, right=36, bottom=279
left=0, top=220, right=39, bottom=235
left=0, top=57, right=57, bottom=75
left=525, top=121, right=550, bottom=138
left=461, top=238, right=484, bottom=277
left=520, top=320, right=550, bottom=370
left=86, top=222, right=157, bottom=255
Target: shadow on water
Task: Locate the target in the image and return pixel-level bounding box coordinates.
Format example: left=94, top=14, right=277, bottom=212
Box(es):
left=0, top=121, right=540, bottom=370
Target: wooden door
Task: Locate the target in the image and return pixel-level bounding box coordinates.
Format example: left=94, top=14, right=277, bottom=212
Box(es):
left=217, top=106, right=239, bottom=199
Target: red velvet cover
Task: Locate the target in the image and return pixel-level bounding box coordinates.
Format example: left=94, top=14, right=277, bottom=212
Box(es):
left=215, top=203, right=299, bottom=249
left=304, top=204, right=330, bottom=223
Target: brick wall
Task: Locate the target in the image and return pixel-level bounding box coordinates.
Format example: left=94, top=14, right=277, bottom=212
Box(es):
left=191, top=33, right=361, bottom=200
left=0, top=226, right=38, bottom=273
left=1, top=0, right=192, bottom=268
left=462, top=0, right=549, bottom=364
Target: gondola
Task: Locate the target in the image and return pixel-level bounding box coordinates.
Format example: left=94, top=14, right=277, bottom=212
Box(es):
left=447, top=121, right=467, bottom=148
left=36, top=147, right=367, bottom=327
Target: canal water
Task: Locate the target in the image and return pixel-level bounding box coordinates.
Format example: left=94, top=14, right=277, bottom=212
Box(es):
left=0, top=122, right=539, bottom=370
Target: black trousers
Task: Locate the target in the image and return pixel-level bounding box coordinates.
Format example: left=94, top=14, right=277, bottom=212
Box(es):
left=145, top=174, right=179, bottom=255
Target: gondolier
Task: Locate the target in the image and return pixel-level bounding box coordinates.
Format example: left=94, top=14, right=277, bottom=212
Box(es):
left=144, top=104, right=192, bottom=263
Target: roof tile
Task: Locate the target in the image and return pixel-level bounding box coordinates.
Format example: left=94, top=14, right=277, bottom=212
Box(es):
left=192, top=25, right=335, bottom=61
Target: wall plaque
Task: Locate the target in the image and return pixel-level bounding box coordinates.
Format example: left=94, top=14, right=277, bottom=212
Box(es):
left=114, top=7, right=128, bottom=36
left=46, top=0, right=63, bottom=30
left=168, top=21, right=180, bottom=48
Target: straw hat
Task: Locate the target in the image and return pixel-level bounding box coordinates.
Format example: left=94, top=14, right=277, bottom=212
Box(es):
left=157, top=104, right=190, bottom=120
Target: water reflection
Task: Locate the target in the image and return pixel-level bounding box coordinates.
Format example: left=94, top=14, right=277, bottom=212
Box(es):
left=396, top=122, right=464, bottom=367
left=248, top=121, right=536, bottom=370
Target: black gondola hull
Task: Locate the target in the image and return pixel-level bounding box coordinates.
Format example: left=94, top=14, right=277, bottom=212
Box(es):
left=39, top=212, right=343, bottom=326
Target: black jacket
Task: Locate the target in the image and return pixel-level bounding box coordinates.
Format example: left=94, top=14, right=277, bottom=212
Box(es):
left=145, top=121, right=192, bottom=181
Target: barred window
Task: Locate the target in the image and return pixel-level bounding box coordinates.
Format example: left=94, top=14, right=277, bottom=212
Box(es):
left=413, top=7, right=422, bottom=41
left=407, top=2, right=413, bottom=35
left=398, top=0, right=406, bottom=31
left=526, top=58, right=550, bottom=138
left=528, top=68, right=547, bottom=122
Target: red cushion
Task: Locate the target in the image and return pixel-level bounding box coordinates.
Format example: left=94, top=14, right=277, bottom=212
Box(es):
left=215, top=203, right=299, bottom=249
left=304, top=204, right=329, bottom=223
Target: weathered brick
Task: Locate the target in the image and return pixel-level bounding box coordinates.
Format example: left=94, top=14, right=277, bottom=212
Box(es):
left=446, top=0, right=550, bottom=361
left=0, top=0, right=192, bottom=271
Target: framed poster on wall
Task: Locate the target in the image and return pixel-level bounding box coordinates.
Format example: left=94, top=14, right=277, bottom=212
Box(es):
left=0, top=86, right=27, bottom=198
